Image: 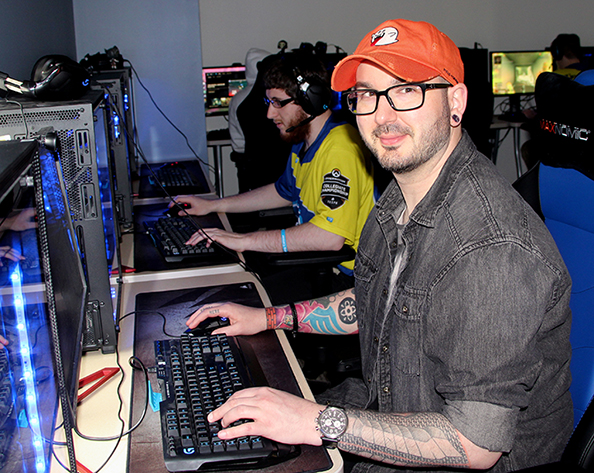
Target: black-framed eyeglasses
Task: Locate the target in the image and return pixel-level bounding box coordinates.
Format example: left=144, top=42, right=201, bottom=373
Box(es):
left=344, top=82, right=452, bottom=115
left=263, top=96, right=295, bottom=108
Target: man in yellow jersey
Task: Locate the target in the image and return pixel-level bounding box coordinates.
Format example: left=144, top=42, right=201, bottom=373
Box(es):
left=175, top=52, right=375, bottom=287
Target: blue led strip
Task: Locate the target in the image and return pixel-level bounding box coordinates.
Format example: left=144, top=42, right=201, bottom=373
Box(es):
left=9, top=268, right=47, bottom=473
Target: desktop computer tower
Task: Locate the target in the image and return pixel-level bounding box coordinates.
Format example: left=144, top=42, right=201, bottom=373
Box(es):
left=0, top=92, right=120, bottom=354
left=91, top=69, right=135, bottom=229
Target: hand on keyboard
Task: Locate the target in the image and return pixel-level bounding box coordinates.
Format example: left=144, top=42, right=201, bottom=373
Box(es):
left=208, top=386, right=324, bottom=447
left=185, top=227, right=251, bottom=253
left=186, top=302, right=267, bottom=337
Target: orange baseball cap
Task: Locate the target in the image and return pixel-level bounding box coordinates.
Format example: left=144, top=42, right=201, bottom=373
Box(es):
left=332, top=19, right=464, bottom=91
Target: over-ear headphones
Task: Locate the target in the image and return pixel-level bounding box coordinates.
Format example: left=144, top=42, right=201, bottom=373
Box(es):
left=293, top=66, right=332, bottom=117
left=551, top=34, right=582, bottom=62
left=30, top=55, right=90, bottom=100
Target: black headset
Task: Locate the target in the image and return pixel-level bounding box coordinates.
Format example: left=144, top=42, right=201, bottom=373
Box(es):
left=292, top=66, right=332, bottom=117
left=29, top=55, right=90, bottom=100
left=551, top=34, right=582, bottom=62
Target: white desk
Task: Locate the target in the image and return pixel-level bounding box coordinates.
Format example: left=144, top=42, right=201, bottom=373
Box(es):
left=59, top=268, right=342, bottom=473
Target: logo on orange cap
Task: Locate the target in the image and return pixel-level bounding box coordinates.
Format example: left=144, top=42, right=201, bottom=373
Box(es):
left=371, top=27, right=399, bottom=46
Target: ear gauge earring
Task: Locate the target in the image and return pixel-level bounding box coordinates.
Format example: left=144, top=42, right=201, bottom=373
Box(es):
left=452, top=114, right=461, bottom=124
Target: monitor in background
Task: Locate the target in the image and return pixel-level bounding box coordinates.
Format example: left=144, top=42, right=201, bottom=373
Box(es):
left=491, top=50, right=554, bottom=121
left=202, top=64, right=246, bottom=116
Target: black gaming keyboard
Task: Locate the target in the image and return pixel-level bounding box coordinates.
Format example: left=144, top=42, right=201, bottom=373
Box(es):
left=144, top=216, right=218, bottom=263
left=150, top=165, right=198, bottom=189
left=154, top=333, right=297, bottom=471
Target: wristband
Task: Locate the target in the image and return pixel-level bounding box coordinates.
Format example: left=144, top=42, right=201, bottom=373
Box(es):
left=265, top=307, right=277, bottom=330
left=289, top=302, right=298, bottom=338
left=280, top=229, right=288, bottom=253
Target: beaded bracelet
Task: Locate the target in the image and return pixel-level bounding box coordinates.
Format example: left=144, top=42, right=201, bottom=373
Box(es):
left=265, top=307, right=277, bottom=330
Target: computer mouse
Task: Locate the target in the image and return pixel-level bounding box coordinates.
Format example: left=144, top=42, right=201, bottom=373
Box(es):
left=185, top=316, right=230, bottom=336
left=164, top=203, right=190, bottom=218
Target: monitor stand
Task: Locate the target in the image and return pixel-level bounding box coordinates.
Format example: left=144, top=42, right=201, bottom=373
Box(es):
left=500, top=95, right=527, bottom=122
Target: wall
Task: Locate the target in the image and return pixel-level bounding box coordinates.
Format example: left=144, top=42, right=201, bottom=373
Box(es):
left=0, top=0, right=76, bottom=81
left=72, top=0, right=208, bottom=169
left=199, top=0, right=594, bottom=189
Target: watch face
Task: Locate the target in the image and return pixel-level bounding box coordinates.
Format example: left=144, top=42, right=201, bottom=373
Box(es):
left=319, top=407, right=348, bottom=439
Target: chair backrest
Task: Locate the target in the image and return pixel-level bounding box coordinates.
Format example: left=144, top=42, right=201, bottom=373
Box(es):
left=538, top=163, right=594, bottom=427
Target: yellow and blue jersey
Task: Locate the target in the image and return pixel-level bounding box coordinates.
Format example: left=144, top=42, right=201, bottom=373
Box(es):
left=275, top=114, right=375, bottom=272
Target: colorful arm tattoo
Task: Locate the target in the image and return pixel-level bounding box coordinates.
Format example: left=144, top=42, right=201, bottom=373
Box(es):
left=275, top=289, right=358, bottom=335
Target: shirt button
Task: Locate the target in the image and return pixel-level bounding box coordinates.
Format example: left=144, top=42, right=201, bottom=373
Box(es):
left=382, top=289, right=388, bottom=296
left=382, top=345, right=389, bottom=353
left=383, top=386, right=390, bottom=393
left=373, top=337, right=379, bottom=343
left=367, top=377, right=372, bottom=383
left=402, top=305, right=409, bottom=313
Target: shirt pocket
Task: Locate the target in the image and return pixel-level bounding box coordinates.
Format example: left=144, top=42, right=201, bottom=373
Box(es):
left=390, top=287, right=424, bottom=377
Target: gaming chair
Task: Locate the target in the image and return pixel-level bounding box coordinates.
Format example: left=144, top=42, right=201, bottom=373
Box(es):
left=512, top=72, right=594, bottom=471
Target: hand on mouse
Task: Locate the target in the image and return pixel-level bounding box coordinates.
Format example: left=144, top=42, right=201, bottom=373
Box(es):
left=169, top=195, right=219, bottom=217
left=186, top=302, right=267, bottom=337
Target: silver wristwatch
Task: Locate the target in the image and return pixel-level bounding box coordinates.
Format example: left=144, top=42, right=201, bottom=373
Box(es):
left=316, top=406, right=348, bottom=448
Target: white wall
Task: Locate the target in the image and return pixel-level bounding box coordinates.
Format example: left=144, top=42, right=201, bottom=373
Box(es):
left=199, top=0, right=594, bottom=189
left=73, top=0, right=208, bottom=168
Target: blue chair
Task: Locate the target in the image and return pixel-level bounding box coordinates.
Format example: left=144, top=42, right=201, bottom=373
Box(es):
left=512, top=71, right=594, bottom=471
left=539, top=164, right=594, bottom=426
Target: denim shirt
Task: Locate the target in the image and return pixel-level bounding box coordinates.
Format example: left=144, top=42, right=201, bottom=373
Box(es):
left=352, top=132, right=573, bottom=472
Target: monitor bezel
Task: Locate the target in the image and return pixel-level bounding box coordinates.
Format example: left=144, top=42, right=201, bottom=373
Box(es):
left=490, top=49, right=554, bottom=97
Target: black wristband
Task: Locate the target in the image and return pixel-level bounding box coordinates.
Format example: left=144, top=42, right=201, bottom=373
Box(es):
left=289, top=302, right=298, bottom=338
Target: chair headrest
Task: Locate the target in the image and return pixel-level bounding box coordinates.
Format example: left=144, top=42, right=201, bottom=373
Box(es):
left=534, top=72, right=594, bottom=181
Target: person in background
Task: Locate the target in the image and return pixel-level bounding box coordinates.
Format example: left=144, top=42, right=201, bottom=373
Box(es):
left=551, top=33, right=591, bottom=79
left=174, top=51, right=375, bottom=296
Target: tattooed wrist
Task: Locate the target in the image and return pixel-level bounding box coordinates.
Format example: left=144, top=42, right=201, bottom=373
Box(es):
left=274, top=305, right=293, bottom=330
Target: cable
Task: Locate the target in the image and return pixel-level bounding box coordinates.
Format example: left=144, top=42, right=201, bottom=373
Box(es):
left=123, top=60, right=215, bottom=174
left=95, top=73, right=273, bottom=307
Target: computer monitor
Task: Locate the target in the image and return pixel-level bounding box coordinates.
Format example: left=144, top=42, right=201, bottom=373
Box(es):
left=490, top=50, right=554, bottom=120
left=202, top=65, right=247, bottom=116
left=0, top=138, right=87, bottom=472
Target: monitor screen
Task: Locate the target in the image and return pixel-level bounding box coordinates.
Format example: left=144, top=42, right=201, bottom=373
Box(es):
left=491, top=50, right=554, bottom=96
left=0, top=139, right=87, bottom=472
left=202, top=65, right=247, bottom=116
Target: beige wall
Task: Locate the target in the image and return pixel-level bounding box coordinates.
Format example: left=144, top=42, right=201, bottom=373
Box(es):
left=199, top=0, right=594, bottom=192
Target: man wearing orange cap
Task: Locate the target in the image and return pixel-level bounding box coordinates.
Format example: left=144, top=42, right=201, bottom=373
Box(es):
left=187, top=19, right=573, bottom=472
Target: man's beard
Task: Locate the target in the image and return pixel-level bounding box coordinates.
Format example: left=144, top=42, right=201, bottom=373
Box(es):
left=280, top=109, right=311, bottom=144
left=363, top=102, right=451, bottom=174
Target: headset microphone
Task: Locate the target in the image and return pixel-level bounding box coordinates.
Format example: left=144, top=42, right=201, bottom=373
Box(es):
left=285, top=115, right=315, bottom=133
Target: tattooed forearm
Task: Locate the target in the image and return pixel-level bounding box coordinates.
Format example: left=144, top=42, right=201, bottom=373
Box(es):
left=275, top=289, right=358, bottom=335
left=340, top=410, right=470, bottom=468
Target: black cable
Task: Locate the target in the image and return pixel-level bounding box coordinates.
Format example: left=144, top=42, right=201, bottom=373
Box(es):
left=123, top=60, right=214, bottom=174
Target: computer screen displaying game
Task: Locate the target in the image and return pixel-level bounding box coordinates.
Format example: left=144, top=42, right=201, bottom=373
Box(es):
left=202, top=65, right=247, bottom=115
left=491, top=50, right=553, bottom=96
left=491, top=50, right=553, bottom=120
